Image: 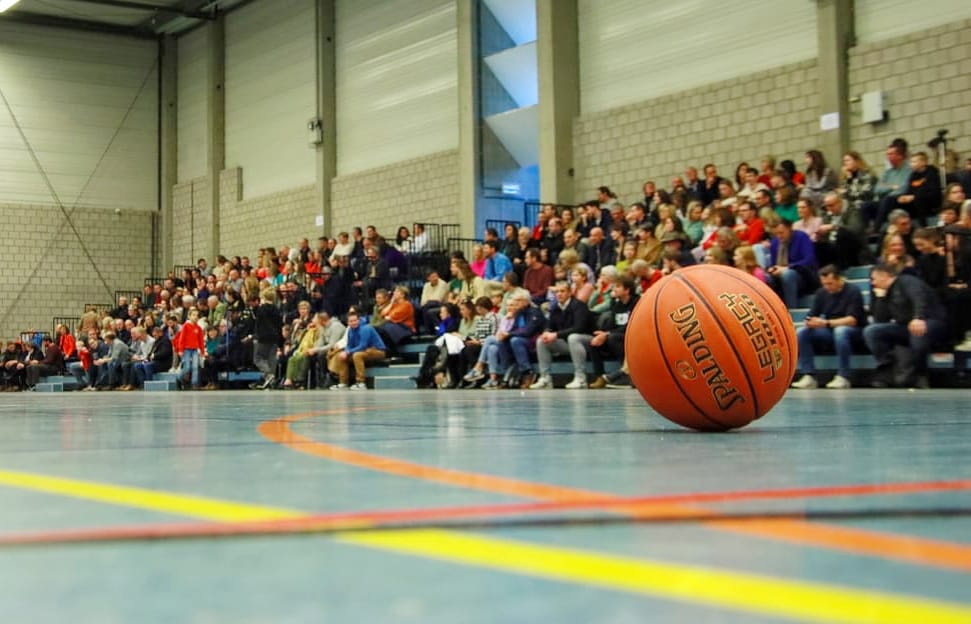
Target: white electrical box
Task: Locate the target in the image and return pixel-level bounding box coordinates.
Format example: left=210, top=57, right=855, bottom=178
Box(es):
left=307, top=118, right=323, bottom=146
left=861, top=91, right=885, bottom=123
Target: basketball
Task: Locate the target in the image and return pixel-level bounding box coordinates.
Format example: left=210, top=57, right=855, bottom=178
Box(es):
left=626, top=264, right=797, bottom=431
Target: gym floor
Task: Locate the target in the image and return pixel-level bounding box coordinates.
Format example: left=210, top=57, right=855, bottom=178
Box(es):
left=0, top=389, right=969, bottom=622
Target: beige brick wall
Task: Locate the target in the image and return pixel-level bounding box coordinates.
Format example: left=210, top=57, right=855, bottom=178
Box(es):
left=848, top=18, right=971, bottom=161
left=573, top=60, right=819, bottom=205
left=330, top=150, right=460, bottom=238
left=171, top=176, right=210, bottom=266
left=0, top=203, right=153, bottom=340
left=218, top=168, right=318, bottom=260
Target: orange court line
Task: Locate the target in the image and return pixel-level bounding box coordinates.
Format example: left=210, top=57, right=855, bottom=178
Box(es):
left=258, top=410, right=971, bottom=573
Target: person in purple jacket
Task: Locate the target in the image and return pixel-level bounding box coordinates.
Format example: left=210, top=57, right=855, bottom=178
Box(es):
left=768, top=219, right=819, bottom=308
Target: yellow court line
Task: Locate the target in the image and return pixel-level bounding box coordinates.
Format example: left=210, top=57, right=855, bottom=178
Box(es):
left=2, top=468, right=971, bottom=624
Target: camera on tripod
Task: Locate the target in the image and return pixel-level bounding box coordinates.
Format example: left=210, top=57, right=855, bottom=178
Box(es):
left=928, top=129, right=949, bottom=149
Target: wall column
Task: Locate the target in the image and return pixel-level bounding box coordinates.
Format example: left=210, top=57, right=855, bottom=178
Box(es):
left=456, top=0, right=480, bottom=239
left=159, top=35, right=177, bottom=276
left=536, top=0, right=579, bottom=205
left=815, top=0, right=853, bottom=164
left=206, top=17, right=225, bottom=261
left=315, top=0, right=337, bottom=236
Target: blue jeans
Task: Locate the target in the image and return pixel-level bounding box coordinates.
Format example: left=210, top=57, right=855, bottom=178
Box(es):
left=133, top=361, right=157, bottom=387
left=776, top=268, right=805, bottom=309
left=863, top=320, right=947, bottom=379
left=498, top=336, right=533, bottom=375
left=179, top=349, right=200, bottom=387
left=797, top=325, right=862, bottom=379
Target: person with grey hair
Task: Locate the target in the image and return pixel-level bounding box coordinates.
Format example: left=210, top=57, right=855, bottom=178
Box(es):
left=886, top=208, right=918, bottom=258
left=815, top=191, right=866, bottom=269
left=494, top=289, right=545, bottom=389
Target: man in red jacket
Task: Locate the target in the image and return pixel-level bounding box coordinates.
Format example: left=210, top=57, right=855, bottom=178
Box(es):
left=733, top=200, right=765, bottom=246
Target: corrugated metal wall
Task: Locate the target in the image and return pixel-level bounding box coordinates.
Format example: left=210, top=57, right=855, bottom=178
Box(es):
left=335, top=0, right=458, bottom=176
left=577, top=0, right=818, bottom=114
left=177, top=27, right=209, bottom=183
left=855, top=0, right=971, bottom=44
left=0, top=24, right=158, bottom=209
left=224, top=0, right=317, bottom=199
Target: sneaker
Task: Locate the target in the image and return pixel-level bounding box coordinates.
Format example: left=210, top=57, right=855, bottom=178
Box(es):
left=350, top=382, right=368, bottom=390
left=259, top=375, right=276, bottom=390
left=482, top=378, right=500, bottom=390
left=330, top=383, right=348, bottom=390
left=954, top=340, right=971, bottom=352
left=463, top=369, right=485, bottom=383
left=825, top=375, right=851, bottom=389
left=791, top=374, right=818, bottom=389
left=529, top=375, right=553, bottom=389
left=604, top=372, right=632, bottom=389
left=589, top=376, right=607, bottom=389
left=565, top=377, right=588, bottom=389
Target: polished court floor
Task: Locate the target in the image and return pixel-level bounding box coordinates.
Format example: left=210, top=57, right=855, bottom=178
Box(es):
left=0, top=389, right=969, bottom=623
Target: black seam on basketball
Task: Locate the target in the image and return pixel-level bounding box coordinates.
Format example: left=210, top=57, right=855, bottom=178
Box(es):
left=715, top=269, right=797, bottom=384
left=674, top=272, right=760, bottom=424
left=652, top=277, right=731, bottom=430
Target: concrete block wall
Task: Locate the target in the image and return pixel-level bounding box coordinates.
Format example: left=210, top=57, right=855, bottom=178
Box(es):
left=218, top=168, right=317, bottom=261
left=0, top=203, right=153, bottom=340
left=171, top=176, right=211, bottom=266
left=330, top=150, right=460, bottom=238
left=572, top=60, right=819, bottom=206
left=848, top=18, right=971, bottom=161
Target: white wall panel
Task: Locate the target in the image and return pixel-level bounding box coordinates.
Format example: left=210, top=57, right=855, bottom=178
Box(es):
left=336, top=0, right=458, bottom=176
left=0, top=24, right=158, bottom=209
left=177, top=27, right=208, bottom=183
left=855, top=0, right=971, bottom=44
left=578, top=0, right=817, bottom=114
left=225, top=0, right=316, bottom=198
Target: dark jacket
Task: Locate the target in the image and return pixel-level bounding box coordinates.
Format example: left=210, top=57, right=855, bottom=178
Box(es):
left=599, top=294, right=639, bottom=337
left=548, top=298, right=592, bottom=339
left=583, top=240, right=616, bottom=274
left=904, top=165, right=942, bottom=221
left=808, top=283, right=866, bottom=327
left=148, top=334, right=173, bottom=371
left=254, top=303, right=284, bottom=346
left=507, top=305, right=546, bottom=341
left=871, top=273, right=946, bottom=325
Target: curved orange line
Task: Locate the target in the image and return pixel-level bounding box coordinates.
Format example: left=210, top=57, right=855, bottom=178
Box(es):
left=258, top=410, right=971, bottom=573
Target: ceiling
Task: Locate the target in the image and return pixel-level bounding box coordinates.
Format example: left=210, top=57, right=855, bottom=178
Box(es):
left=0, top=0, right=250, bottom=38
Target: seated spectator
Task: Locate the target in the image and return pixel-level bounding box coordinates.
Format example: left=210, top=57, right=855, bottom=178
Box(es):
left=583, top=227, right=616, bottom=274
left=411, top=223, right=430, bottom=253
left=414, top=303, right=463, bottom=388
left=449, top=258, right=486, bottom=302
left=501, top=223, right=519, bottom=259
left=616, top=241, right=637, bottom=273
left=282, top=313, right=321, bottom=389
left=482, top=239, right=513, bottom=282
left=374, top=285, right=416, bottom=354
left=468, top=244, right=486, bottom=278
left=864, top=263, right=948, bottom=388
left=92, top=331, right=130, bottom=391
left=733, top=245, right=768, bottom=283
left=767, top=219, right=819, bottom=308
left=458, top=297, right=497, bottom=385
left=328, top=310, right=386, bottom=390
left=131, top=324, right=172, bottom=389
left=4, top=341, right=31, bottom=391
left=920, top=227, right=971, bottom=350
left=495, top=289, right=546, bottom=389
left=801, top=150, right=839, bottom=208
left=815, top=192, right=866, bottom=269
left=419, top=270, right=450, bottom=335
left=523, top=248, right=555, bottom=304
left=541, top=217, right=565, bottom=265
left=683, top=201, right=705, bottom=245
left=55, top=323, right=76, bottom=362
left=791, top=266, right=867, bottom=390
left=531, top=281, right=593, bottom=389
left=840, top=151, right=876, bottom=215
left=118, top=326, right=154, bottom=390
left=793, top=198, right=823, bottom=241
left=588, top=265, right=617, bottom=315
left=734, top=200, right=766, bottom=247
left=25, top=336, right=64, bottom=390
left=774, top=185, right=799, bottom=222
left=894, top=151, right=942, bottom=226
left=872, top=139, right=912, bottom=228
left=704, top=246, right=729, bottom=265
left=885, top=209, right=917, bottom=258
left=588, top=276, right=639, bottom=389
left=880, top=233, right=917, bottom=276
left=569, top=266, right=596, bottom=304
left=332, top=232, right=354, bottom=257
left=737, top=167, right=769, bottom=201
left=781, top=159, right=805, bottom=187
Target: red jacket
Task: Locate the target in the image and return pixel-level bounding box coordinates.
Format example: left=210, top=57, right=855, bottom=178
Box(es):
left=58, top=333, right=77, bottom=359
left=173, top=322, right=206, bottom=354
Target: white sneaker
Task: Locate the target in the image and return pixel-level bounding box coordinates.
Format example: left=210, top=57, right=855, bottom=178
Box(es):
left=954, top=340, right=971, bottom=352
left=330, top=383, right=348, bottom=390
left=529, top=375, right=553, bottom=389
left=790, top=375, right=818, bottom=389
left=565, top=377, right=588, bottom=389
left=350, top=382, right=367, bottom=390
left=825, top=375, right=851, bottom=389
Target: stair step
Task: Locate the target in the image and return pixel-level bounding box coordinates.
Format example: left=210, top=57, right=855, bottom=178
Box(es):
left=144, top=380, right=177, bottom=391
left=34, top=383, right=64, bottom=392
left=371, top=375, right=417, bottom=390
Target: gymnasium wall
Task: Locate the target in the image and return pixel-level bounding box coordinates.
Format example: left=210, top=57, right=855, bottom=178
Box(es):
left=0, top=23, right=158, bottom=338
left=330, top=149, right=460, bottom=238
left=572, top=5, right=971, bottom=205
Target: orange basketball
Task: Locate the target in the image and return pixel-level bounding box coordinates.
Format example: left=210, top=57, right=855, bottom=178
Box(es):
left=626, top=264, right=796, bottom=431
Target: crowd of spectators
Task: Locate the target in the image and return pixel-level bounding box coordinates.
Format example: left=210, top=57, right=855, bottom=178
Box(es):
left=2, top=136, right=970, bottom=392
